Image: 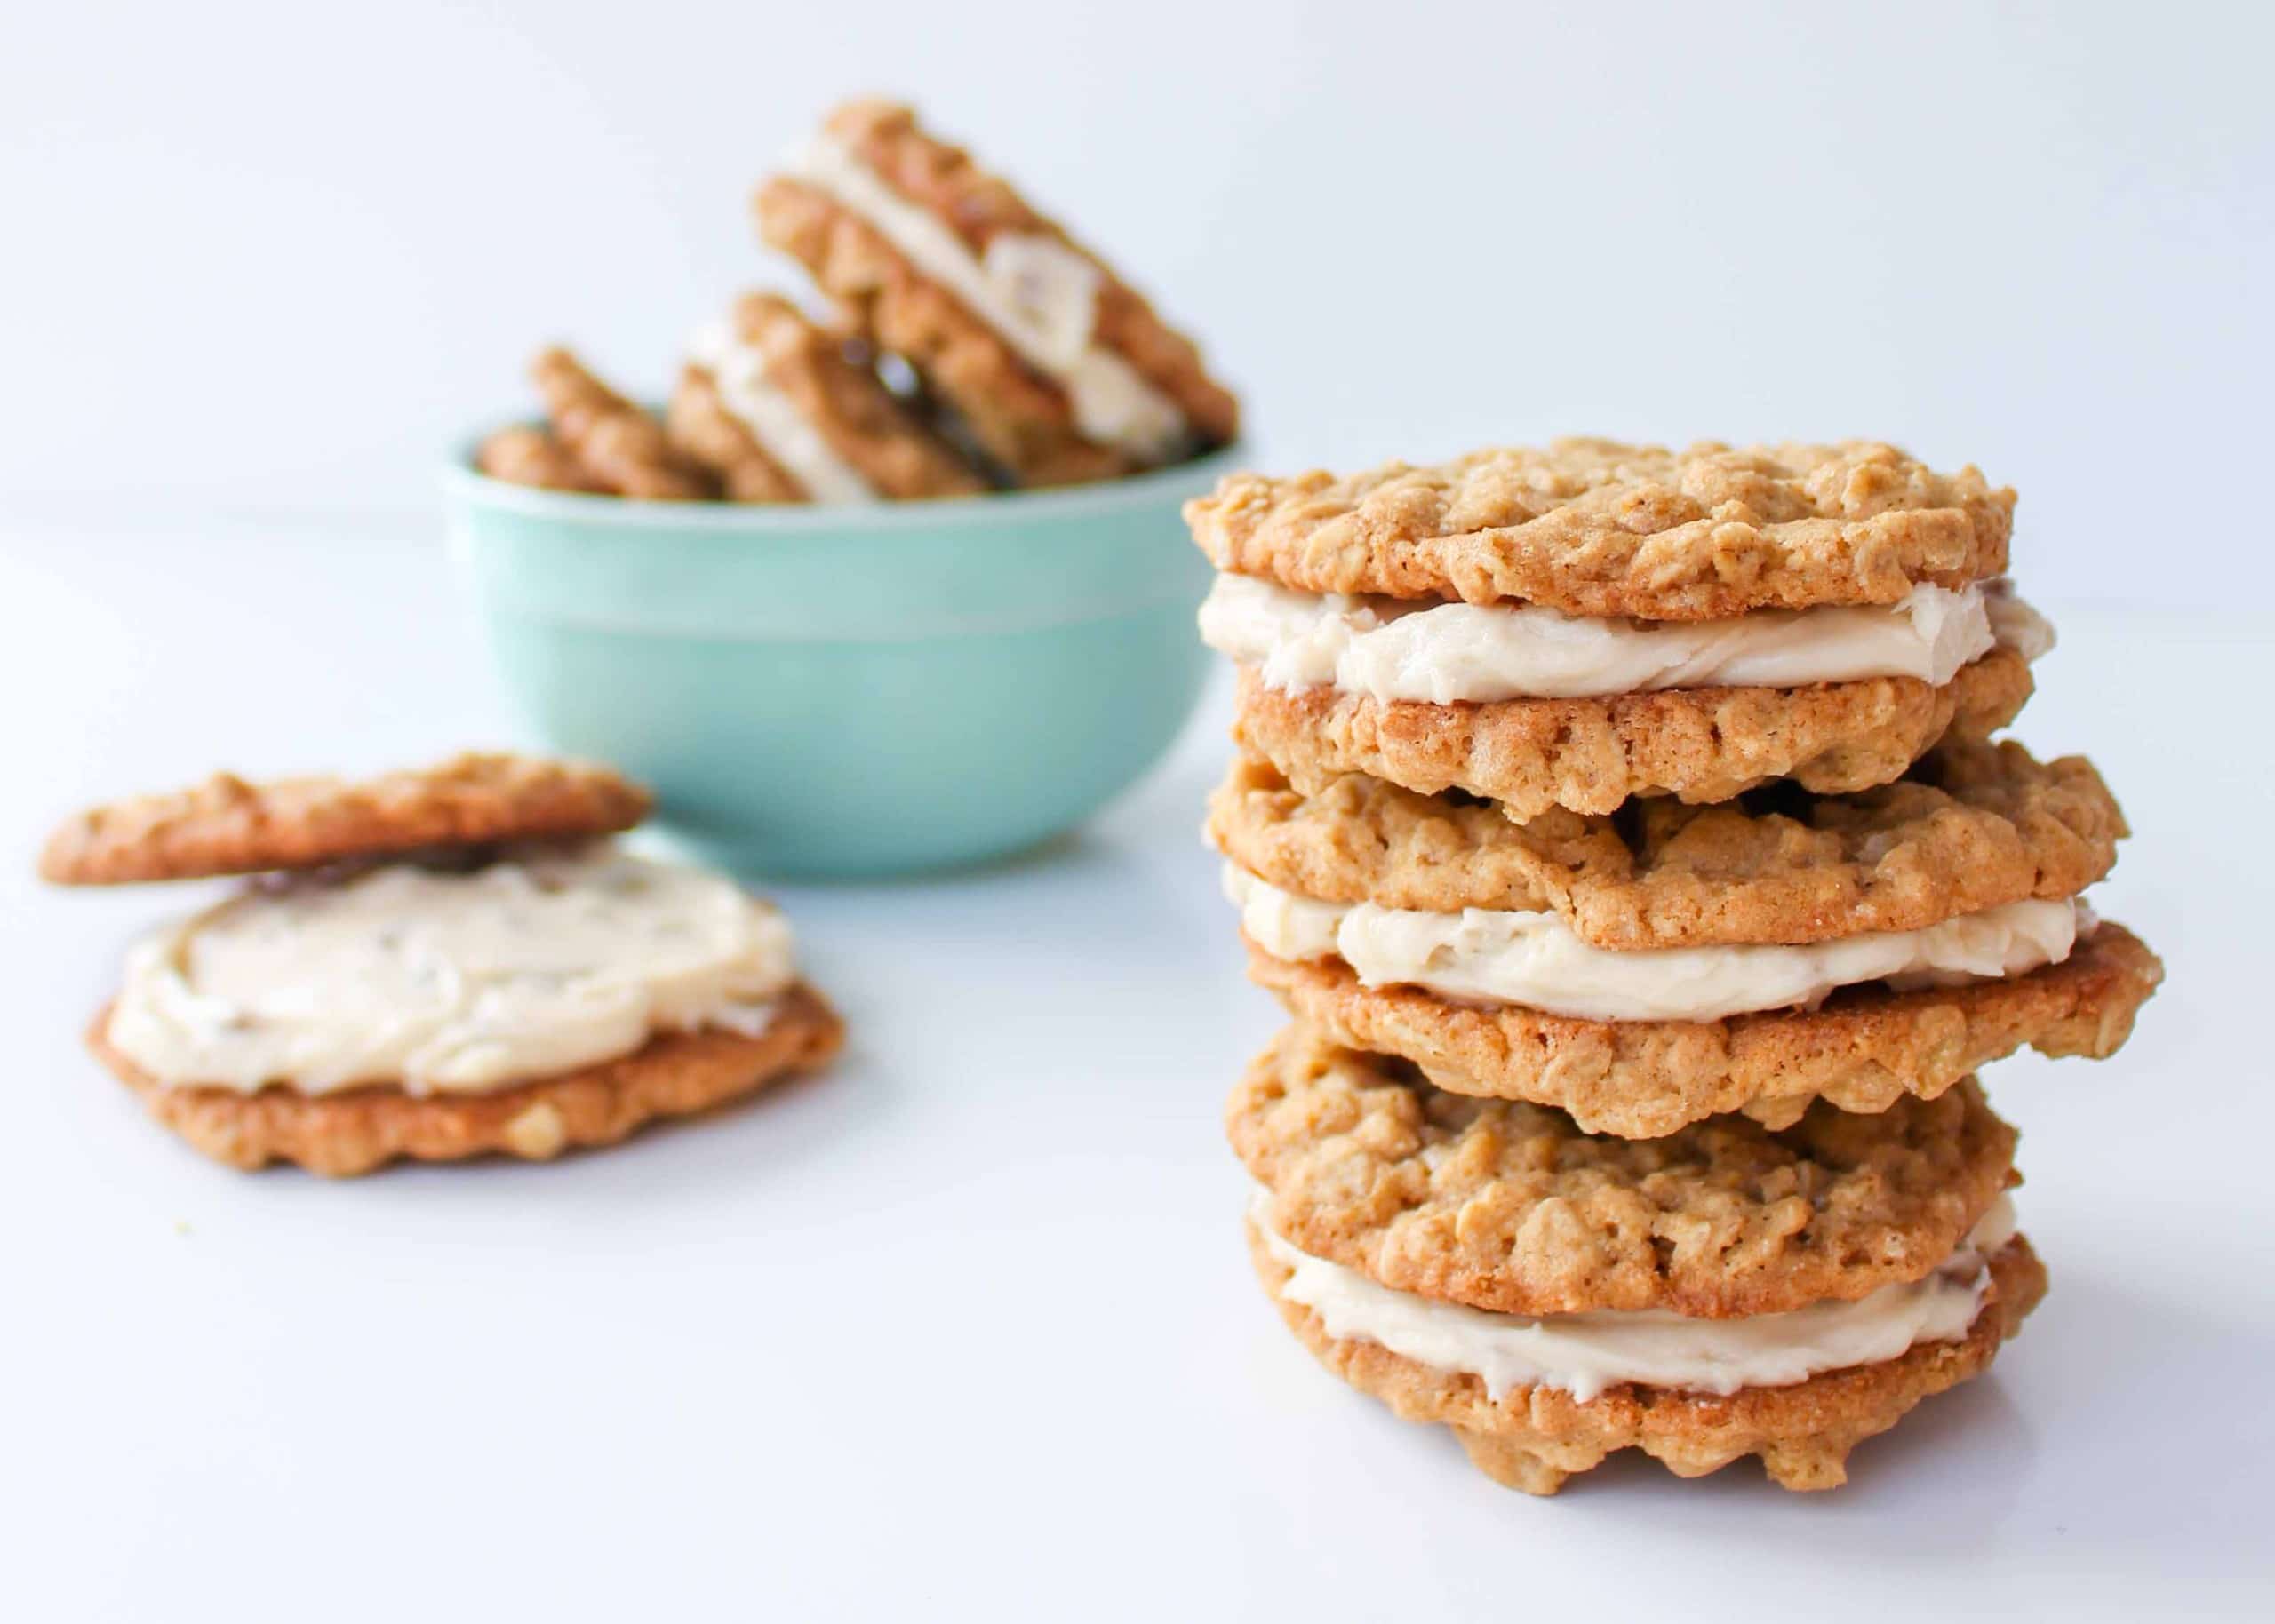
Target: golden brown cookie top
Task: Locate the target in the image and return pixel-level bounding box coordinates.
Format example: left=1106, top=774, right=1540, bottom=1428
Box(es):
left=800, top=99, right=1241, bottom=450
left=1187, top=439, right=2014, bottom=617
left=1209, top=740, right=2125, bottom=950
left=1227, top=1027, right=2016, bottom=1319
left=39, top=752, right=652, bottom=885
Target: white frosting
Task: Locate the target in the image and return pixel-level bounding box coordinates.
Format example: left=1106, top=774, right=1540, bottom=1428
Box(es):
left=1255, top=1192, right=2016, bottom=1400
left=1984, top=580, right=2057, bottom=662
left=689, top=321, right=878, bottom=505
left=1198, top=575, right=2054, bottom=704
left=785, top=133, right=1189, bottom=462
left=108, top=846, right=799, bottom=1095
left=1225, top=864, right=2083, bottom=1023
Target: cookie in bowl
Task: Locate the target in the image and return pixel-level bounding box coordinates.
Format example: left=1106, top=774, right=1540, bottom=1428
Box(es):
left=667, top=291, right=986, bottom=502
left=757, top=98, right=1240, bottom=488
left=43, top=753, right=842, bottom=1175
left=480, top=348, right=717, bottom=500
left=451, top=99, right=1245, bottom=873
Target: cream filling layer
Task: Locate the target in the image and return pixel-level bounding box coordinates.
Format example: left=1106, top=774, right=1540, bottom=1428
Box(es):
left=108, top=845, right=799, bottom=1095
left=784, top=134, right=1189, bottom=462
left=1984, top=580, right=2057, bottom=662
left=1255, top=1191, right=2016, bottom=1401
left=688, top=322, right=878, bottom=505
left=1225, top=864, right=2083, bottom=1023
left=1199, top=575, right=2055, bottom=703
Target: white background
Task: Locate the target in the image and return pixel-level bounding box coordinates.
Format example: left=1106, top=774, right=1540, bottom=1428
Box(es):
left=4, top=4, right=2271, bottom=1620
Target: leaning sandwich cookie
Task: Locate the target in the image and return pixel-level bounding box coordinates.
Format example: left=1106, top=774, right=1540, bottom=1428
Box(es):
left=1233, top=1029, right=2045, bottom=1494
left=665, top=291, right=986, bottom=503
left=1192, top=440, right=2036, bottom=816
left=756, top=99, right=1240, bottom=489
left=42, top=753, right=842, bottom=1175
left=1208, top=741, right=2161, bottom=1137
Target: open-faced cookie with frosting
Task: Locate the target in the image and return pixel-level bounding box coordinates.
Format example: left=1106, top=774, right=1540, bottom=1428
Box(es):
left=755, top=99, right=1240, bottom=488
left=667, top=291, right=986, bottom=502
left=1193, top=440, right=2040, bottom=816
left=1210, top=742, right=2160, bottom=1137
left=42, top=753, right=842, bottom=1175
left=1233, top=1028, right=2046, bottom=1495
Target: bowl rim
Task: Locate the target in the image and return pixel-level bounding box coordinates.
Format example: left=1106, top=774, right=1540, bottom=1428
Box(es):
left=440, top=422, right=1248, bottom=535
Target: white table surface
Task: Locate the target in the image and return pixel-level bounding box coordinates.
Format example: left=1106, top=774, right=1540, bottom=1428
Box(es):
left=4, top=514, right=2267, bottom=1621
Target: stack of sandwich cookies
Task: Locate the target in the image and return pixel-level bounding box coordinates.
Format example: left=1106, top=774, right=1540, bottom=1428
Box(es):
left=41, top=754, right=843, bottom=1176
left=1187, top=439, right=2162, bottom=1492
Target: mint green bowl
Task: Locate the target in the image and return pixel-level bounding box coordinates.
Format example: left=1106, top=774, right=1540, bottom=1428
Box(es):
left=443, top=439, right=1239, bottom=878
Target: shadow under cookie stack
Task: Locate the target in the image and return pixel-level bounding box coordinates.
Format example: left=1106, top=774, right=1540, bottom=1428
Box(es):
left=1187, top=440, right=2163, bottom=1495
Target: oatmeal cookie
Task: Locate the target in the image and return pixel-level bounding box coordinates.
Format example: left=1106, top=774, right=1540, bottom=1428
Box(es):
left=1246, top=923, right=2160, bottom=1138
left=475, top=424, right=605, bottom=493
left=1208, top=742, right=2125, bottom=949
left=1187, top=439, right=2013, bottom=617
left=1249, top=1215, right=2044, bottom=1494
left=1231, top=646, right=2033, bottom=819
left=88, top=983, right=843, bottom=1177
left=755, top=99, right=1238, bottom=487
left=664, top=368, right=807, bottom=502
left=667, top=291, right=986, bottom=501
left=1227, top=1027, right=2016, bottom=1317
left=525, top=346, right=716, bottom=500
left=39, top=752, right=651, bottom=885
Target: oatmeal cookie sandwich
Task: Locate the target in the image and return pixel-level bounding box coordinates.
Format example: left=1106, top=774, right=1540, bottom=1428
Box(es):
left=41, top=753, right=842, bottom=1175
left=667, top=291, right=986, bottom=502
left=756, top=99, right=1239, bottom=488
left=1233, top=1029, right=2046, bottom=1494
left=1209, top=741, right=2161, bottom=1137
left=480, top=347, right=718, bottom=499
left=1193, top=439, right=2040, bottom=817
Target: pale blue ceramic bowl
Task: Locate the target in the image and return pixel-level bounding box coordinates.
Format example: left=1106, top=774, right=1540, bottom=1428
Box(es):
left=443, top=438, right=1240, bottom=878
